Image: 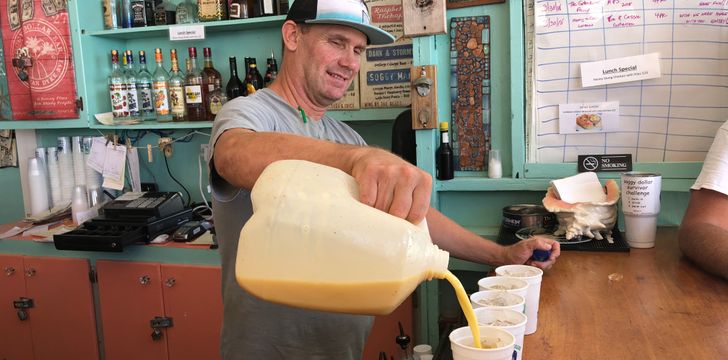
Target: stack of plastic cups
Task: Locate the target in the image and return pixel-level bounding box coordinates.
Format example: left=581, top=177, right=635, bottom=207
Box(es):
left=57, top=136, right=75, bottom=204
left=83, top=137, right=104, bottom=207
left=71, top=185, right=89, bottom=224
left=27, top=157, right=50, bottom=216
left=34, top=147, right=52, bottom=208
left=71, top=136, right=87, bottom=187
left=46, top=146, right=63, bottom=208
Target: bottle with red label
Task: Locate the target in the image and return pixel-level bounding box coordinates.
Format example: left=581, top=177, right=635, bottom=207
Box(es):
left=108, top=50, right=129, bottom=120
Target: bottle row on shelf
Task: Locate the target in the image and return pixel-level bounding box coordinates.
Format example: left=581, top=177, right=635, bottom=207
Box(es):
left=107, top=47, right=277, bottom=123
left=103, top=0, right=287, bottom=29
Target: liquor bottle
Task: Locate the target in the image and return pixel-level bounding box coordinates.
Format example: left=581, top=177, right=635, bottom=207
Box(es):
left=136, top=50, right=155, bottom=119
left=198, top=0, right=228, bottom=22
left=184, top=47, right=206, bottom=121
left=130, top=0, right=149, bottom=27
left=246, top=62, right=264, bottom=91
left=226, top=56, right=245, bottom=100
left=124, top=50, right=141, bottom=118
left=152, top=48, right=173, bottom=122
left=278, top=0, right=289, bottom=14
left=103, top=0, right=120, bottom=29
left=202, top=47, right=222, bottom=120
left=436, top=121, right=454, bottom=180
left=176, top=0, right=198, bottom=24
left=121, top=0, right=133, bottom=28
left=144, top=0, right=156, bottom=26
left=169, top=49, right=187, bottom=122
left=264, top=50, right=278, bottom=87
left=155, top=0, right=176, bottom=25
left=108, top=50, right=129, bottom=119
left=228, top=0, right=249, bottom=19
left=255, top=0, right=277, bottom=17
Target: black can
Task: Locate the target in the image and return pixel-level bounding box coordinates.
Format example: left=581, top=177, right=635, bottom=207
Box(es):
left=497, top=204, right=556, bottom=245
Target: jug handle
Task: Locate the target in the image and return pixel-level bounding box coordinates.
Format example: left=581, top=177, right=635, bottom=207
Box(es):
left=416, top=218, right=430, bottom=236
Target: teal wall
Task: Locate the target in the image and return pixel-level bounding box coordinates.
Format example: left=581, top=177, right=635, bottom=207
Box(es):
left=0, top=166, right=24, bottom=222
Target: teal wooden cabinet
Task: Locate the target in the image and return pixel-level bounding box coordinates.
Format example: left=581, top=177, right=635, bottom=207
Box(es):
left=0, top=1, right=404, bottom=130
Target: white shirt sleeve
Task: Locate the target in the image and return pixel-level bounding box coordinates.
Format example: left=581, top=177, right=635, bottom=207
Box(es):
left=692, top=120, right=728, bottom=195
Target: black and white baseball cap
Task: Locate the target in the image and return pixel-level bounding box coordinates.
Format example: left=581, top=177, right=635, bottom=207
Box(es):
left=286, top=0, right=396, bottom=45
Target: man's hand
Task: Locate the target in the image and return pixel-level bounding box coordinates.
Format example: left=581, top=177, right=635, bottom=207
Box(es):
left=502, top=236, right=561, bottom=270
left=350, top=148, right=432, bottom=224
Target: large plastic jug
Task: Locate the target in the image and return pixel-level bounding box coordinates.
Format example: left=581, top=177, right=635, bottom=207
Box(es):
left=236, top=160, right=450, bottom=315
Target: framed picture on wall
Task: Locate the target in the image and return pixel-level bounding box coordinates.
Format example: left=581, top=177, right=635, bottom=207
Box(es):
left=446, top=0, right=505, bottom=9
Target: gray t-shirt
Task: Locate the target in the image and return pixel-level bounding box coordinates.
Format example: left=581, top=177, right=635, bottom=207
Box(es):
left=208, top=89, right=373, bottom=360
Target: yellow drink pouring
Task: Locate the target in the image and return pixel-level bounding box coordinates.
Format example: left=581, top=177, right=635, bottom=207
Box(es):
left=236, top=160, right=482, bottom=347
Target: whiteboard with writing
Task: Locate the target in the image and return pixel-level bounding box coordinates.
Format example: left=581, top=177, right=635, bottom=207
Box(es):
left=529, top=0, right=728, bottom=163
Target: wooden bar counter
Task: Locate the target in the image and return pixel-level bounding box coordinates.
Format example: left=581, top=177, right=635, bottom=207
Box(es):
left=523, top=227, right=728, bottom=359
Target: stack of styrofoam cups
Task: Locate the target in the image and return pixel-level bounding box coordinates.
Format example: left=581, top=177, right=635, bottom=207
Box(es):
left=474, top=308, right=527, bottom=360
left=413, top=344, right=432, bottom=360
left=27, top=157, right=50, bottom=216
left=478, top=276, right=529, bottom=312
left=495, top=265, right=543, bottom=335
left=57, top=136, right=75, bottom=204
left=470, top=290, right=525, bottom=313
left=449, top=325, right=515, bottom=360
left=46, top=146, right=63, bottom=208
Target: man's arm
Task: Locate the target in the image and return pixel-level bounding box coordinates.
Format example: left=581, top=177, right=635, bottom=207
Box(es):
left=679, top=188, right=728, bottom=280
left=213, top=128, right=431, bottom=223
left=426, top=207, right=560, bottom=268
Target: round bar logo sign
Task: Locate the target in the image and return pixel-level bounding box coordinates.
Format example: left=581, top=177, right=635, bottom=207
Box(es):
left=11, top=18, right=69, bottom=92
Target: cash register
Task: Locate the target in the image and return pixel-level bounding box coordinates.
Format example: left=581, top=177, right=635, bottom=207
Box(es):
left=54, top=192, right=193, bottom=252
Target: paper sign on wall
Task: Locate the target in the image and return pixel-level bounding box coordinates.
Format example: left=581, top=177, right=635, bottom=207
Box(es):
left=559, top=101, right=619, bottom=134
left=580, top=53, right=661, bottom=88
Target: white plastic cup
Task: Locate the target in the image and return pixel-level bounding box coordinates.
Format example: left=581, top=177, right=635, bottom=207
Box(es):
left=71, top=185, right=89, bottom=225
left=478, top=276, right=529, bottom=303
left=419, top=355, right=434, bottom=360
left=413, top=344, right=433, bottom=360
left=470, top=290, right=525, bottom=313
left=488, top=149, right=502, bottom=179
left=474, top=308, right=528, bottom=360
left=621, top=172, right=661, bottom=248
left=495, top=265, right=543, bottom=335
left=450, top=325, right=515, bottom=360
left=28, top=157, right=50, bottom=216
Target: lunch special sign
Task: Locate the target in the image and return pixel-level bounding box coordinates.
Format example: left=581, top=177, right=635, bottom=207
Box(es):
left=0, top=0, right=78, bottom=120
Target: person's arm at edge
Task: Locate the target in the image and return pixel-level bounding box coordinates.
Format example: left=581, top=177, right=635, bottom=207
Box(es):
left=678, top=188, right=728, bottom=280
left=426, top=207, right=560, bottom=270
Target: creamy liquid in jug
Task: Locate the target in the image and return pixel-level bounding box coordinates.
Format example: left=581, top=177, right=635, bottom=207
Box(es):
left=243, top=270, right=482, bottom=348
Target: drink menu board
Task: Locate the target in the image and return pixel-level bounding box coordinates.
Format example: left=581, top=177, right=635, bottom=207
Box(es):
left=530, top=0, right=728, bottom=163
left=0, top=0, right=78, bottom=120
left=359, top=0, right=412, bottom=108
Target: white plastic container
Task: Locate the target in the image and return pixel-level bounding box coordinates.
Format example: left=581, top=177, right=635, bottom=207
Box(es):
left=450, top=325, right=515, bottom=360
left=236, top=160, right=450, bottom=315
left=474, top=308, right=527, bottom=360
